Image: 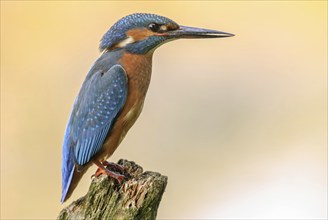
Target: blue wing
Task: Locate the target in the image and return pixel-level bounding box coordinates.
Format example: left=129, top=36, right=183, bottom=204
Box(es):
left=61, top=64, right=128, bottom=203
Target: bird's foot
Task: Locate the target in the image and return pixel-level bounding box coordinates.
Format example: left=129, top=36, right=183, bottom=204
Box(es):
left=93, top=167, right=125, bottom=184
left=92, top=160, right=125, bottom=184
left=102, top=161, right=125, bottom=173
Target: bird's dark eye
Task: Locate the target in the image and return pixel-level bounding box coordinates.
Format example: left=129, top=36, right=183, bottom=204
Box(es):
left=148, top=23, right=161, bottom=32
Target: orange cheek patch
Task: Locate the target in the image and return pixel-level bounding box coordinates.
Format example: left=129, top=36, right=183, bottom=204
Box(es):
left=126, top=28, right=155, bottom=41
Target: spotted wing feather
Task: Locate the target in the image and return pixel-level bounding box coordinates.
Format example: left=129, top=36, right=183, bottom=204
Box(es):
left=61, top=64, right=127, bottom=202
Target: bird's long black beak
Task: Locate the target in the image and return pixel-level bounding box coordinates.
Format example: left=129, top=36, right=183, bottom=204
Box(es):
left=167, top=25, right=234, bottom=39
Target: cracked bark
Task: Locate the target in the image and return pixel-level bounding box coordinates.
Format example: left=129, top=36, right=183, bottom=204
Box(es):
left=58, top=159, right=168, bottom=220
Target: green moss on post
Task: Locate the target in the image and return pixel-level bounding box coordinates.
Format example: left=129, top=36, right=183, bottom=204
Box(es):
left=58, top=159, right=168, bottom=220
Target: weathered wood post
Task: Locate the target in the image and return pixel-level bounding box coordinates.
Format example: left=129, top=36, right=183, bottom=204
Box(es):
left=58, top=159, right=167, bottom=220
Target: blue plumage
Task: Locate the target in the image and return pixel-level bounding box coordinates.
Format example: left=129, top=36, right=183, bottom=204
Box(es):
left=61, top=12, right=233, bottom=204
left=61, top=64, right=127, bottom=202
left=100, top=13, right=177, bottom=53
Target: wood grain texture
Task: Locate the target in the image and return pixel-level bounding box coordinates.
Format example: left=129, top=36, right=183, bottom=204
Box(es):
left=58, top=159, right=167, bottom=220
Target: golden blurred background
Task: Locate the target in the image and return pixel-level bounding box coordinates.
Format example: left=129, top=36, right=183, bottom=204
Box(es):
left=1, top=1, right=327, bottom=219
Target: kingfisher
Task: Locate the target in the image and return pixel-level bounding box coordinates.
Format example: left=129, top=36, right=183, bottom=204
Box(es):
left=61, top=13, right=233, bottom=203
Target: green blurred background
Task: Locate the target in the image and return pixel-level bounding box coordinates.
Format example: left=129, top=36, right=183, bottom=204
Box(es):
left=1, top=1, right=327, bottom=219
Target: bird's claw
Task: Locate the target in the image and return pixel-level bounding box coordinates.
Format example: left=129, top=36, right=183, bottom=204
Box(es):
left=91, top=162, right=125, bottom=184
left=91, top=168, right=125, bottom=183
left=102, top=161, right=125, bottom=173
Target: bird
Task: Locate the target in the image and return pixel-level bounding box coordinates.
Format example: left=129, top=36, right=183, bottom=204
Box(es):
left=61, top=13, right=234, bottom=203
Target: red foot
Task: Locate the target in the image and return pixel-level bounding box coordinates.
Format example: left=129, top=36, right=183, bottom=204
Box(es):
left=92, top=160, right=125, bottom=184
left=102, top=161, right=125, bottom=173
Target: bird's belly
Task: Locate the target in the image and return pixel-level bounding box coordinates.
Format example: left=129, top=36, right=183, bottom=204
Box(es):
left=96, top=51, right=153, bottom=162
left=99, top=99, right=145, bottom=161
left=120, top=101, right=144, bottom=141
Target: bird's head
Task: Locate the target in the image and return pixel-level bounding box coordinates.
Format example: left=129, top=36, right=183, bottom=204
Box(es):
left=100, top=13, right=234, bottom=54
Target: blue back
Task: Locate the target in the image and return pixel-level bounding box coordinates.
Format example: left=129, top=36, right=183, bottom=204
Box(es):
left=61, top=64, right=128, bottom=202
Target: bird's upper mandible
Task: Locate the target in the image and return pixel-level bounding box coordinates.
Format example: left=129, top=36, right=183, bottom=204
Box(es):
left=99, top=13, right=233, bottom=55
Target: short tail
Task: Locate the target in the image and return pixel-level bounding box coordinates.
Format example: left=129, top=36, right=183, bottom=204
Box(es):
left=61, top=146, right=76, bottom=203
left=61, top=147, right=90, bottom=203
left=61, top=114, right=89, bottom=203
left=61, top=162, right=89, bottom=203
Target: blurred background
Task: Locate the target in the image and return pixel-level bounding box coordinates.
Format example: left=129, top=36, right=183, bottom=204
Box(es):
left=1, top=1, right=327, bottom=219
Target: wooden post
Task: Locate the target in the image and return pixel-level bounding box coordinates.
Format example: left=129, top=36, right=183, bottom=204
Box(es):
left=58, top=159, right=168, bottom=220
